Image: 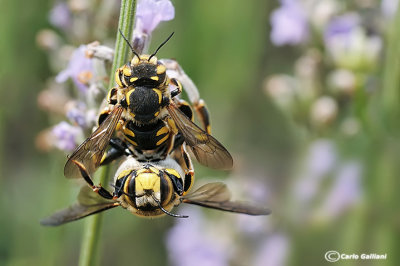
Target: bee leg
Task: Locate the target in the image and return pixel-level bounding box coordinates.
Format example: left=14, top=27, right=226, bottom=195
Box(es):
left=173, top=144, right=194, bottom=195
left=163, top=60, right=211, bottom=134
left=72, top=160, right=114, bottom=200
left=193, top=99, right=211, bottom=134
left=100, top=138, right=133, bottom=166
left=169, top=78, right=182, bottom=98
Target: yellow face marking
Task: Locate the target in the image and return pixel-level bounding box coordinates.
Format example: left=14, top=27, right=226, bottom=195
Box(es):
left=115, top=70, right=123, bottom=87
left=123, top=66, right=132, bottom=76
left=136, top=173, right=160, bottom=192
left=150, top=76, right=159, bottom=81
left=140, top=55, right=150, bottom=61
left=156, top=126, right=169, bottom=136
left=152, top=89, right=162, bottom=104
left=165, top=169, right=181, bottom=179
left=149, top=56, right=157, bottom=65
left=130, top=77, right=138, bottom=83
left=131, top=56, right=140, bottom=65
left=156, top=134, right=169, bottom=146
left=156, top=64, right=166, bottom=74
left=154, top=111, right=160, bottom=117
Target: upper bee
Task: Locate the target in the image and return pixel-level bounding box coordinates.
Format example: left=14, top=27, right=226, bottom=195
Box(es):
left=116, top=55, right=167, bottom=88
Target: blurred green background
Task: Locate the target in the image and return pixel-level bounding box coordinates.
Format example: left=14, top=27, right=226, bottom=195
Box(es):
left=1, top=0, right=399, bottom=265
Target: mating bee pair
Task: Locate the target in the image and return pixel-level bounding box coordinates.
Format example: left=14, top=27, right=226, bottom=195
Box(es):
left=42, top=33, right=269, bottom=226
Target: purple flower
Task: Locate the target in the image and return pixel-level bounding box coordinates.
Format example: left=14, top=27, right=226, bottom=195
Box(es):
left=270, top=0, right=309, bottom=46
left=49, top=2, right=71, bottom=30
left=324, top=13, right=382, bottom=70
left=135, top=0, right=175, bottom=35
left=253, top=233, right=290, bottom=266
left=381, top=0, right=399, bottom=18
left=324, top=13, right=360, bottom=47
left=166, top=208, right=230, bottom=266
left=294, top=140, right=337, bottom=204
left=66, top=101, right=87, bottom=128
left=52, top=121, right=83, bottom=152
left=318, top=161, right=362, bottom=219
left=56, top=45, right=94, bottom=93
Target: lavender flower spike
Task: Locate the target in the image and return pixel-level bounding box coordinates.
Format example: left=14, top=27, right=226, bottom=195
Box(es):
left=52, top=121, right=83, bottom=152
left=135, top=0, right=175, bottom=35
left=56, top=45, right=94, bottom=93
left=49, top=2, right=71, bottom=31
left=270, top=0, right=309, bottom=46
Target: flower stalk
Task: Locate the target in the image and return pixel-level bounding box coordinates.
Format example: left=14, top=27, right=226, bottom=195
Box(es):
left=78, top=1, right=137, bottom=265
left=381, top=3, right=400, bottom=132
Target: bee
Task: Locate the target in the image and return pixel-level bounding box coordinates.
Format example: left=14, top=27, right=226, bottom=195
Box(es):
left=64, top=32, right=233, bottom=181
left=41, top=155, right=270, bottom=226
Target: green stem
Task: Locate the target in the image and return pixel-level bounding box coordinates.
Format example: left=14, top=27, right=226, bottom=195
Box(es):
left=78, top=1, right=137, bottom=266
left=381, top=5, right=400, bottom=132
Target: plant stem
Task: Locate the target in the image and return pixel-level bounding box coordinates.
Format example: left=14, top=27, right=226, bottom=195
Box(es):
left=78, top=1, right=136, bottom=265
left=381, top=5, right=400, bottom=132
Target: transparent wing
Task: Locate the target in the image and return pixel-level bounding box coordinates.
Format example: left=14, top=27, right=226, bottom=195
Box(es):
left=181, top=182, right=270, bottom=216
left=64, top=106, right=123, bottom=179
left=167, top=104, right=233, bottom=170
left=40, top=186, right=118, bottom=226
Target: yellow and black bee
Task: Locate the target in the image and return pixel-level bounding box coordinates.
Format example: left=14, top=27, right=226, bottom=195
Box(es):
left=64, top=32, right=233, bottom=181
left=42, top=155, right=269, bottom=226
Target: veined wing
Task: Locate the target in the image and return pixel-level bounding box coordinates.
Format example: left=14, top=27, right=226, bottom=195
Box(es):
left=64, top=106, right=123, bottom=179
left=181, top=182, right=270, bottom=216
left=167, top=104, right=233, bottom=170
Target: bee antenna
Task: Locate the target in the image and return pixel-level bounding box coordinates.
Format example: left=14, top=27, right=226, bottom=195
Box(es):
left=151, top=194, right=188, bottom=218
left=118, top=29, right=140, bottom=58
left=148, top=32, right=174, bottom=61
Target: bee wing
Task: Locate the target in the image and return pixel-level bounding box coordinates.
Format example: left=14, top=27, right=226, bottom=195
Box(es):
left=181, top=182, right=270, bottom=216
left=167, top=104, right=233, bottom=170
left=64, top=106, right=123, bottom=179
left=40, top=186, right=118, bottom=226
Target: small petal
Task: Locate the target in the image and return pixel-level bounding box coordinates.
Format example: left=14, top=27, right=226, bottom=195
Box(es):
left=135, top=0, right=175, bottom=35
left=253, top=233, right=290, bottom=266
left=49, top=2, right=71, bottom=30
left=65, top=101, right=87, bottom=128
left=52, top=121, right=83, bottom=152
left=56, top=45, right=94, bottom=93
left=270, top=0, right=309, bottom=46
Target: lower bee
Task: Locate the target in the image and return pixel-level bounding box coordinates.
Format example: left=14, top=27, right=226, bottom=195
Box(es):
left=41, top=155, right=270, bottom=226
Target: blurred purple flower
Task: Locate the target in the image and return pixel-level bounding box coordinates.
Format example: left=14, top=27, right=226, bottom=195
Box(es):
left=135, top=0, right=175, bottom=35
left=52, top=121, right=82, bottom=152
left=319, top=161, right=362, bottom=219
left=66, top=101, right=87, bottom=128
left=49, top=2, right=71, bottom=30
left=253, top=233, right=290, bottom=266
left=381, top=0, right=399, bottom=18
left=270, top=0, right=309, bottom=46
left=166, top=208, right=230, bottom=266
left=294, top=140, right=337, bottom=204
left=56, top=45, right=94, bottom=93
left=324, top=13, right=359, bottom=48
